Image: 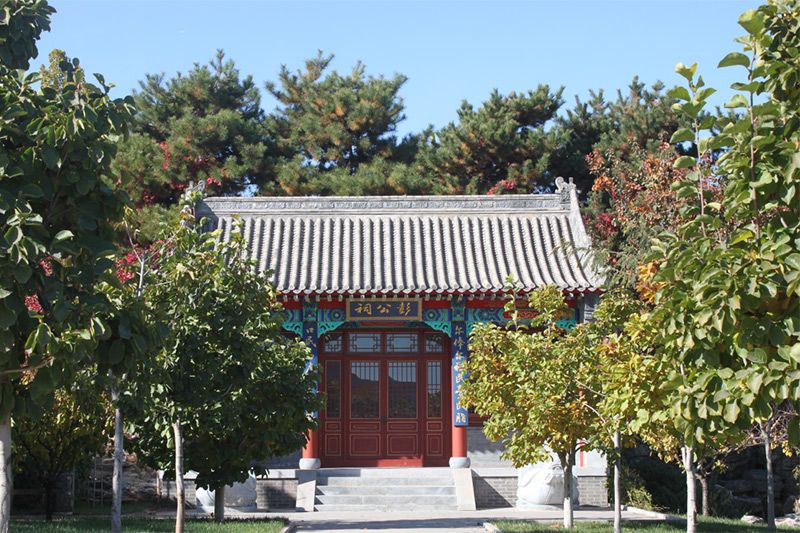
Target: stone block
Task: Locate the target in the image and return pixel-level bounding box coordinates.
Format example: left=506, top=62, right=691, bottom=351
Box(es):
left=517, top=463, right=578, bottom=508
left=733, top=496, right=763, bottom=515
left=721, top=479, right=751, bottom=494
left=196, top=475, right=257, bottom=512
left=742, top=515, right=764, bottom=524
left=743, top=469, right=783, bottom=493
left=776, top=513, right=800, bottom=528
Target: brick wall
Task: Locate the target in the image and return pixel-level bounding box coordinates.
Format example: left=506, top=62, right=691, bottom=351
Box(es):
left=473, top=476, right=516, bottom=509
left=467, top=428, right=512, bottom=467
left=577, top=475, right=608, bottom=507
left=256, top=479, right=297, bottom=511
left=159, top=476, right=298, bottom=511
left=158, top=479, right=197, bottom=508
left=472, top=473, right=609, bottom=509
left=262, top=450, right=302, bottom=469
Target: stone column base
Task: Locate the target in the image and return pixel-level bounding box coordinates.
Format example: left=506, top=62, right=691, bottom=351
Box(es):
left=299, top=458, right=321, bottom=470
left=449, top=457, right=471, bottom=469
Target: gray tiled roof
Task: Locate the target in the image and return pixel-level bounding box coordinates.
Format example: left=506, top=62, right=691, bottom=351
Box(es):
left=196, top=185, right=603, bottom=296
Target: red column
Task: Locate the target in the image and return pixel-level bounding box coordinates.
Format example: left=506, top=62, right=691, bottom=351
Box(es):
left=450, top=315, right=470, bottom=468
left=452, top=425, right=467, bottom=457
left=299, top=429, right=320, bottom=469
left=449, top=424, right=470, bottom=468
left=303, top=429, right=318, bottom=458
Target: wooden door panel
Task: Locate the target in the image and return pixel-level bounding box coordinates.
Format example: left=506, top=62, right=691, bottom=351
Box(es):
left=387, top=421, right=418, bottom=431
left=350, top=361, right=380, bottom=421
left=426, top=420, right=445, bottom=457
left=324, top=420, right=342, bottom=457
left=427, top=434, right=443, bottom=456
left=325, top=435, right=342, bottom=457
left=387, top=420, right=418, bottom=456
left=386, top=361, right=418, bottom=459
left=350, top=434, right=380, bottom=456
left=350, top=420, right=381, bottom=432
left=387, top=434, right=417, bottom=456
left=426, top=421, right=443, bottom=432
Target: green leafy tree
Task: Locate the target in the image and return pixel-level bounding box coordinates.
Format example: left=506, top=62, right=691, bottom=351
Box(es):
left=416, top=86, right=563, bottom=195
left=12, top=369, right=110, bottom=520
left=0, top=2, right=135, bottom=531
left=266, top=52, right=419, bottom=195
left=114, top=50, right=271, bottom=209
left=596, top=295, right=740, bottom=518
left=739, top=401, right=798, bottom=520
left=0, top=0, right=50, bottom=70
left=38, top=48, right=83, bottom=92
left=95, top=224, right=172, bottom=533
left=645, top=3, right=800, bottom=530
left=126, top=213, right=320, bottom=530
left=462, top=283, right=604, bottom=529
left=563, top=56, right=726, bottom=533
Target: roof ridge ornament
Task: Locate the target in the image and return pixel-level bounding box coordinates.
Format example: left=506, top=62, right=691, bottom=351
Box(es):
left=180, top=180, right=208, bottom=215
left=555, top=176, right=577, bottom=202
left=184, top=180, right=207, bottom=200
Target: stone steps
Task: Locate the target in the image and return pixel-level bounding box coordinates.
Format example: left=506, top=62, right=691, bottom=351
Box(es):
left=314, top=468, right=458, bottom=512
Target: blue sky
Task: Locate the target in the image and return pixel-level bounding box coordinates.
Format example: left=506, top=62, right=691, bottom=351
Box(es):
left=33, top=1, right=758, bottom=137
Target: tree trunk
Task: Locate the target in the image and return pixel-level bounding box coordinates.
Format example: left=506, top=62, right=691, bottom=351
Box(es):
left=172, top=419, right=185, bottom=533
left=613, top=430, right=621, bottom=533
left=682, top=444, right=696, bottom=533
left=0, top=416, right=12, bottom=533
left=111, top=386, right=124, bottom=533
left=214, top=485, right=225, bottom=523
left=699, top=475, right=709, bottom=517
left=43, top=479, right=54, bottom=521
left=764, top=423, right=775, bottom=530
left=560, top=450, right=575, bottom=529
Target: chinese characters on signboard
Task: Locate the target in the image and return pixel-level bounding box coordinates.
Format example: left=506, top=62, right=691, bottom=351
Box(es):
left=346, top=299, right=422, bottom=321
left=302, top=322, right=318, bottom=399
left=452, top=324, right=469, bottom=426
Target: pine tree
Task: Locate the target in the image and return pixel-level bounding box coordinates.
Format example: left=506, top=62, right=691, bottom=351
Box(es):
left=265, top=52, right=415, bottom=195
left=415, top=86, right=563, bottom=195
left=114, top=50, right=271, bottom=207
left=550, top=78, right=696, bottom=289
left=548, top=77, right=690, bottom=196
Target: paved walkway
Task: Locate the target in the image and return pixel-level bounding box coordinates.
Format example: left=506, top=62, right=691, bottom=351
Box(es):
left=179, top=507, right=666, bottom=533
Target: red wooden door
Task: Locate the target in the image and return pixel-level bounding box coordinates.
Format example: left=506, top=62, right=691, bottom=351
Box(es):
left=320, top=330, right=449, bottom=467
left=348, top=360, right=382, bottom=460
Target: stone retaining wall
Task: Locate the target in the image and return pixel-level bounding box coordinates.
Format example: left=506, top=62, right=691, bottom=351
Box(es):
left=156, top=468, right=609, bottom=511
left=473, top=475, right=517, bottom=509
left=158, top=471, right=298, bottom=511
left=158, top=479, right=197, bottom=508
left=256, top=479, right=297, bottom=510
left=472, top=472, right=609, bottom=509
left=578, top=476, right=608, bottom=507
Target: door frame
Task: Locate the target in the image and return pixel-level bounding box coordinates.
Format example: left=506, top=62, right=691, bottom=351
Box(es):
left=318, top=328, right=451, bottom=467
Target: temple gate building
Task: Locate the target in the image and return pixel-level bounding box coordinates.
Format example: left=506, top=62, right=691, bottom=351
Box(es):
left=194, top=178, right=607, bottom=511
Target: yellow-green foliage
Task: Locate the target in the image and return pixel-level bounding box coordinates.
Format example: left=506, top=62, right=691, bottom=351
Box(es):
left=461, top=282, right=603, bottom=468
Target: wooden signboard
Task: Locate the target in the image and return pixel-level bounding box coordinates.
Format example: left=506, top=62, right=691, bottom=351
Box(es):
left=345, top=298, right=422, bottom=321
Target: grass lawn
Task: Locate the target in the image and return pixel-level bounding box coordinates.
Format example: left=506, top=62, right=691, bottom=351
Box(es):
left=11, top=500, right=159, bottom=517
left=10, top=517, right=288, bottom=533
left=72, top=500, right=161, bottom=515
left=491, top=516, right=797, bottom=533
